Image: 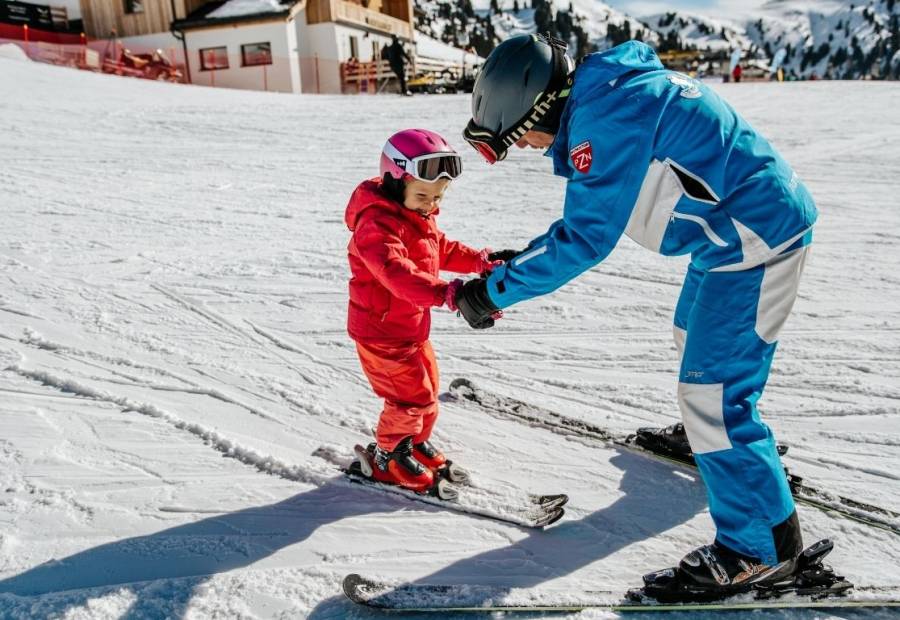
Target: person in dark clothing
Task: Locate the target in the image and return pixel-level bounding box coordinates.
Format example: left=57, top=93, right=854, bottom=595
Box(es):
left=387, top=35, right=412, bottom=95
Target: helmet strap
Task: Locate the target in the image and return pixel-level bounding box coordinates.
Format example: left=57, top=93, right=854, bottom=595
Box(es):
left=531, top=76, right=572, bottom=134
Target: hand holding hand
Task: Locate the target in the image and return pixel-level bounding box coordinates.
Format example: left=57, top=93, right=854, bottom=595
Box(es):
left=487, top=249, right=521, bottom=263
left=454, top=278, right=502, bottom=329
left=445, top=278, right=464, bottom=312
left=474, top=249, right=504, bottom=275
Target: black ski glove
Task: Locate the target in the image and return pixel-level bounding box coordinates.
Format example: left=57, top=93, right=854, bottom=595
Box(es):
left=487, top=249, right=521, bottom=263
left=454, top=278, right=500, bottom=329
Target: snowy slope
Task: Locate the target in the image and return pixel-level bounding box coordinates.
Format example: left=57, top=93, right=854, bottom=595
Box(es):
left=641, top=0, right=900, bottom=78
left=643, top=11, right=751, bottom=52
left=416, top=0, right=899, bottom=80
left=1, top=59, right=900, bottom=619
left=746, top=0, right=900, bottom=77
left=416, top=0, right=658, bottom=55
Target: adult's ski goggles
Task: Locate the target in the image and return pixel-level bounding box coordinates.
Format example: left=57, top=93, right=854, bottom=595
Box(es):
left=463, top=120, right=508, bottom=165
left=463, top=88, right=563, bottom=165
left=382, top=141, right=463, bottom=182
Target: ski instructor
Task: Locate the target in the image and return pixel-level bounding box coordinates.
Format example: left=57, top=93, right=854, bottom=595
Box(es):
left=455, top=34, right=816, bottom=599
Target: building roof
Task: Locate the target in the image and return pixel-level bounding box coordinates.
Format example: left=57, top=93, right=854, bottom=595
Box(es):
left=173, top=0, right=300, bottom=30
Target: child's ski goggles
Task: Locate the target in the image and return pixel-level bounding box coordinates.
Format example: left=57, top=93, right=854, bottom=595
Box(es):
left=382, top=141, right=463, bottom=182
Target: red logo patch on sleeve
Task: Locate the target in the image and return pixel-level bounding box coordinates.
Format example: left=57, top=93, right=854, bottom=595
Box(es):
left=570, top=140, right=593, bottom=174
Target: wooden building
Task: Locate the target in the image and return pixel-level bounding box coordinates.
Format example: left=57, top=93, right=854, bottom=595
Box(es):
left=75, top=0, right=467, bottom=95
left=78, top=0, right=208, bottom=38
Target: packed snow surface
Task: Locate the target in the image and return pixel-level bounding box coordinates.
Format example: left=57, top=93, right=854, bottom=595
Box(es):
left=1, top=59, right=899, bottom=619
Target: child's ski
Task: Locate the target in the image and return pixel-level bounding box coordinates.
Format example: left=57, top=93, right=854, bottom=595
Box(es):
left=342, top=450, right=567, bottom=529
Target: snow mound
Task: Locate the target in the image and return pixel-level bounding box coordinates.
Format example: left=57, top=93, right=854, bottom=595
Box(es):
left=0, top=43, right=30, bottom=62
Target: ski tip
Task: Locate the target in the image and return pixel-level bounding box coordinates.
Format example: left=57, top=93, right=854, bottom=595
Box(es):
left=537, top=507, right=566, bottom=528
left=533, top=493, right=569, bottom=508
left=343, top=574, right=398, bottom=608
left=448, top=377, right=473, bottom=391
left=435, top=478, right=459, bottom=501
left=342, top=573, right=366, bottom=603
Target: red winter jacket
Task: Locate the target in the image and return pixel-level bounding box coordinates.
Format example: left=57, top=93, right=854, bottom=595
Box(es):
left=346, top=178, right=484, bottom=343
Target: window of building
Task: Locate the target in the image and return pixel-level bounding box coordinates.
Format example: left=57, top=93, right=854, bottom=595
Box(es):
left=199, top=46, right=229, bottom=71
left=241, top=42, right=272, bottom=67
left=123, top=0, right=144, bottom=14
left=349, top=36, right=359, bottom=60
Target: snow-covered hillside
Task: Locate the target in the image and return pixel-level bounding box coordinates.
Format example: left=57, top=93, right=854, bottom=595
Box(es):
left=416, top=0, right=899, bottom=79
left=643, top=11, right=751, bottom=53
left=416, top=0, right=657, bottom=58
left=745, top=0, right=900, bottom=78
left=623, top=0, right=900, bottom=78
left=1, top=57, right=900, bottom=619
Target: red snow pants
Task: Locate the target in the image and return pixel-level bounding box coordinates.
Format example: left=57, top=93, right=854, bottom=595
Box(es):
left=355, top=340, right=439, bottom=451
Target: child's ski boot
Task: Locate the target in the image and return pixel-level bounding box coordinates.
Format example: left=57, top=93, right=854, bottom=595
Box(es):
left=352, top=437, right=457, bottom=500
left=413, top=439, right=469, bottom=484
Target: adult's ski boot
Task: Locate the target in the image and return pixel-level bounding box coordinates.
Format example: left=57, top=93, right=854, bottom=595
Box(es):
left=631, top=422, right=694, bottom=462
left=630, top=537, right=852, bottom=604
left=630, top=422, right=789, bottom=465
left=413, top=439, right=469, bottom=484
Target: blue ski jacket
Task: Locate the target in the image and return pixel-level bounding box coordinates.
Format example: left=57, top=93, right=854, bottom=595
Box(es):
left=486, top=41, right=817, bottom=309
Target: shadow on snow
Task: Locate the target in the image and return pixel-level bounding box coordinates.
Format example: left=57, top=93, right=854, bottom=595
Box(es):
left=0, top=479, right=407, bottom=618
left=309, top=448, right=709, bottom=619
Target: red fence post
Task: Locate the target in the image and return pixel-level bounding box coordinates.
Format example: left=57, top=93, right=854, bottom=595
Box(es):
left=263, top=64, right=268, bottom=91
left=314, top=53, right=320, bottom=94
left=23, top=24, right=29, bottom=57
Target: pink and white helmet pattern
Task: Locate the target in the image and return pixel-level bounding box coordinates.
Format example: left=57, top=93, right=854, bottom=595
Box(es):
left=380, top=128, right=463, bottom=182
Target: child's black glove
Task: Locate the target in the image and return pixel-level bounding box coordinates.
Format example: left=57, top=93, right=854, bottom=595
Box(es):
left=454, top=278, right=501, bottom=329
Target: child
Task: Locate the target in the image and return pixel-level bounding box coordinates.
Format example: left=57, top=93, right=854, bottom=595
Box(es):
left=345, top=128, right=508, bottom=492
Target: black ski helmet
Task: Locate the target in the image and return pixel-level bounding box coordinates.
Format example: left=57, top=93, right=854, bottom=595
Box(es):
left=464, top=33, right=575, bottom=164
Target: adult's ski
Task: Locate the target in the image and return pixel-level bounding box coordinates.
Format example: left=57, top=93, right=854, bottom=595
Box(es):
left=448, top=377, right=900, bottom=536
left=342, top=574, right=899, bottom=614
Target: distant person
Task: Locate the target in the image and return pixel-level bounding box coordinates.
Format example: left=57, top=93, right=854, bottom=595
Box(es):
left=387, top=35, right=412, bottom=95
left=732, top=63, right=743, bottom=83
left=458, top=34, right=818, bottom=602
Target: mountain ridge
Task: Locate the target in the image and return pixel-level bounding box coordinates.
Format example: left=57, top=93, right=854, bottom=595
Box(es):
left=414, top=0, right=900, bottom=78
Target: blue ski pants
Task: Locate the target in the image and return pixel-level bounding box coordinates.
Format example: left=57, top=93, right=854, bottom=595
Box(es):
left=674, top=246, right=810, bottom=563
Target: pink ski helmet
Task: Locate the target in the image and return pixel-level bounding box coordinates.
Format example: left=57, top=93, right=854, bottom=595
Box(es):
left=380, top=128, right=463, bottom=183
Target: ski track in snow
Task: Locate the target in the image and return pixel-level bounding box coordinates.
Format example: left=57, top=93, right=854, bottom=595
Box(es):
left=1, top=59, right=899, bottom=618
